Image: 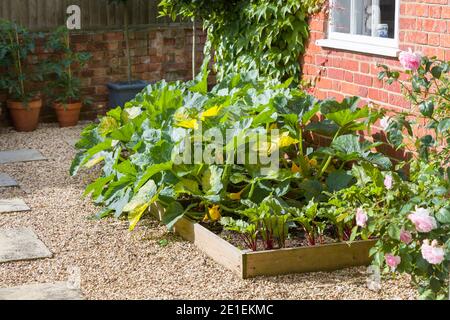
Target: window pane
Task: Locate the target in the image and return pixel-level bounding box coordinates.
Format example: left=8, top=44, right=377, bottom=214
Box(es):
left=331, top=0, right=351, bottom=33
left=331, top=0, right=396, bottom=39
left=379, top=0, right=396, bottom=39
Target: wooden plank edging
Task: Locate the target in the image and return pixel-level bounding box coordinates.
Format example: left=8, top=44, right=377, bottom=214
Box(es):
left=151, top=204, right=376, bottom=279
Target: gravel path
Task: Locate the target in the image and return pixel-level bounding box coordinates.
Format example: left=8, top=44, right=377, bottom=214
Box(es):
left=0, top=123, right=417, bottom=300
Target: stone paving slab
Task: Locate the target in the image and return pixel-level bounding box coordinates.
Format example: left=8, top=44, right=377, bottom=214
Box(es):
left=0, top=227, right=52, bottom=263
left=0, top=149, right=46, bottom=164
left=0, top=282, right=83, bottom=300
left=0, top=198, right=30, bottom=213
left=0, top=173, right=18, bottom=187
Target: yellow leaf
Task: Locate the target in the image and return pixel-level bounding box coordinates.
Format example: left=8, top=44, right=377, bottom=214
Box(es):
left=128, top=202, right=150, bottom=231
left=269, top=123, right=278, bottom=130
left=84, top=156, right=105, bottom=168
left=177, top=119, right=199, bottom=129
left=291, top=162, right=300, bottom=173
left=200, top=105, right=222, bottom=121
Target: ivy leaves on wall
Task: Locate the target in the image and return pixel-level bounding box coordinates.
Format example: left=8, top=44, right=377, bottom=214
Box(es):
left=159, top=0, right=324, bottom=83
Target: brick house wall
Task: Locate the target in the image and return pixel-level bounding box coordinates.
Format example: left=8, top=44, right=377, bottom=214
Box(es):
left=303, top=0, right=450, bottom=139
left=0, top=25, right=206, bottom=125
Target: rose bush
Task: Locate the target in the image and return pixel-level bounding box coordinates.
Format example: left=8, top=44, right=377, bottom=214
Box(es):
left=373, top=52, right=449, bottom=299
left=313, top=51, right=449, bottom=300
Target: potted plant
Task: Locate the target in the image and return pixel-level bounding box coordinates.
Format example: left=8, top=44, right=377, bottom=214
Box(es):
left=45, top=26, right=92, bottom=127
left=106, top=0, right=147, bottom=108
left=0, top=20, right=43, bottom=132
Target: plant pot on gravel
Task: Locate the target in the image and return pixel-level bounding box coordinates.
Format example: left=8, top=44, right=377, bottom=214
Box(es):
left=44, top=26, right=92, bottom=127
left=0, top=20, right=44, bottom=132
left=7, top=99, right=42, bottom=132
left=53, top=101, right=82, bottom=127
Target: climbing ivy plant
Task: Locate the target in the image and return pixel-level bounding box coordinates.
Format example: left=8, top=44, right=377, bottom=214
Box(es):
left=159, top=0, right=324, bottom=83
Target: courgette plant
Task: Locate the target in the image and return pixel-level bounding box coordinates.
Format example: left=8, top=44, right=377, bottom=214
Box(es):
left=71, top=69, right=391, bottom=243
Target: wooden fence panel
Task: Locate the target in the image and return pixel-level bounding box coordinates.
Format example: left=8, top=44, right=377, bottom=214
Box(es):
left=0, top=0, right=177, bottom=31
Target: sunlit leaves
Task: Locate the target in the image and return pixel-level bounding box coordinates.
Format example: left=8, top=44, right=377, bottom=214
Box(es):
left=71, top=70, right=390, bottom=234
left=159, top=0, right=323, bottom=82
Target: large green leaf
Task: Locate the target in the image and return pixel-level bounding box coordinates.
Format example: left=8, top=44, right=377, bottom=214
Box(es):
left=436, top=207, right=450, bottom=224
left=201, top=166, right=224, bottom=195
left=322, top=135, right=391, bottom=169
left=324, top=106, right=369, bottom=131
left=83, top=175, right=114, bottom=199
left=301, top=103, right=320, bottom=125
left=299, top=179, right=323, bottom=202
left=326, top=170, right=354, bottom=192
left=162, top=201, right=185, bottom=230
left=319, top=96, right=359, bottom=115
left=189, top=67, right=210, bottom=95
left=135, top=161, right=173, bottom=191
left=70, top=139, right=113, bottom=176
left=110, top=122, right=135, bottom=142
left=305, top=120, right=339, bottom=136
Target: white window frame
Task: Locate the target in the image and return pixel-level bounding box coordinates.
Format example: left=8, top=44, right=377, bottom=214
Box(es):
left=316, top=0, right=401, bottom=57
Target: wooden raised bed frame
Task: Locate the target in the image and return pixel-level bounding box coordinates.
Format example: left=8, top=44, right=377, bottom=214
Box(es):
left=151, top=205, right=376, bottom=279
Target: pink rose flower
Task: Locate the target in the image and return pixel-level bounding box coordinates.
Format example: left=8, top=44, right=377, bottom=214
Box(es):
left=384, top=174, right=393, bottom=190
left=408, top=206, right=437, bottom=233
left=399, top=48, right=422, bottom=71
left=421, top=240, right=445, bottom=265
left=385, top=254, right=401, bottom=269
left=356, top=208, right=368, bottom=228
left=400, top=230, right=413, bottom=244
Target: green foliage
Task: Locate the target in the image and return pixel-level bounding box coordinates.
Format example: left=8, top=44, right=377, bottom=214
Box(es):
left=220, top=216, right=258, bottom=251
left=0, top=19, right=43, bottom=102
left=313, top=160, right=449, bottom=299
left=378, top=56, right=449, bottom=163
left=159, top=0, right=325, bottom=82
left=235, top=196, right=292, bottom=250
left=43, top=26, right=92, bottom=106
left=71, top=71, right=387, bottom=238
left=289, top=199, right=326, bottom=246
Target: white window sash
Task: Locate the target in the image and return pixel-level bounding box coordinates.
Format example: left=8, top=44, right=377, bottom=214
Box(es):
left=323, top=0, right=400, bottom=55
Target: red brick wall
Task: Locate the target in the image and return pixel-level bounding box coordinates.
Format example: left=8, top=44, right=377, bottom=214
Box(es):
left=303, top=0, right=450, bottom=120
left=0, top=25, right=206, bottom=125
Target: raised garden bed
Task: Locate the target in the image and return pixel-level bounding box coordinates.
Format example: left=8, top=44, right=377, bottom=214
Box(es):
left=152, top=204, right=376, bottom=279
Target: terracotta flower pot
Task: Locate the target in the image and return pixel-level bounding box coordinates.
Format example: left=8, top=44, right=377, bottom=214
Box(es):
left=7, top=99, right=42, bottom=132
left=53, top=101, right=82, bottom=128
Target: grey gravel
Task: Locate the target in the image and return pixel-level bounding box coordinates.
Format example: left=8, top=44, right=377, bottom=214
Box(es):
left=0, top=123, right=418, bottom=300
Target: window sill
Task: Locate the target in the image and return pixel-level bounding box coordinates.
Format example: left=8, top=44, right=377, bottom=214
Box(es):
left=316, top=39, right=400, bottom=58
